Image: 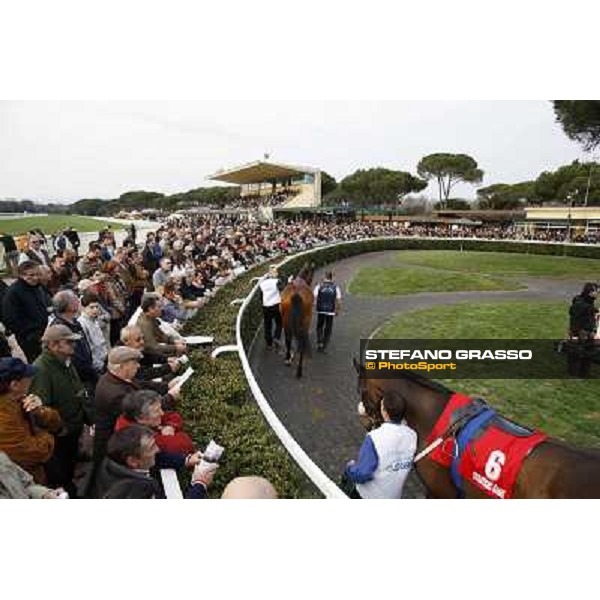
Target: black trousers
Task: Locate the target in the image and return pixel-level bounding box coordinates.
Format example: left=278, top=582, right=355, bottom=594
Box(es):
left=263, top=304, right=282, bottom=346
left=17, top=332, right=43, bottom=363
left=46, top=431, right=81, bottom=497
left=339, top=472, right=363, bottom=499
left=316, top=313, right=334, bottom=348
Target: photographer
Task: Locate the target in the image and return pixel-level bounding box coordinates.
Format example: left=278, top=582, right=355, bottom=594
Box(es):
left=567, top=282, right=599, bottom=377
left=569, top=282, right=599, bottom=340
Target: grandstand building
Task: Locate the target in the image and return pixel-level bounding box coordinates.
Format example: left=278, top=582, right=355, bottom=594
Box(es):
left=207, top=160, right=322, bottom=216
left=524, top=206, right=600, bottom=235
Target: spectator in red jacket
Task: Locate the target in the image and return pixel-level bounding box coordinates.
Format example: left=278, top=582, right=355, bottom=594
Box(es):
left=115, top=390, right=194, bottom=455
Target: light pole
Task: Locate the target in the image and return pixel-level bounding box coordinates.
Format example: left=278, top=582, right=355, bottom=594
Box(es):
left=566, top=192, right=574, bottom=244
left=583, top=154, right=597, bottom=207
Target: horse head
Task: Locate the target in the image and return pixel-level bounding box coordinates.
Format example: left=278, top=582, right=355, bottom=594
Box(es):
left=353, top=356, right=451, bottom=434
left=297, top=262, right=316, bottom=286
left=353, top=357, right=386, bottom=431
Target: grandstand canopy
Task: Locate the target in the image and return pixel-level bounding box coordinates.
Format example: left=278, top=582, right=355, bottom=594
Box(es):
left=207, top=160, right=318, bottom=185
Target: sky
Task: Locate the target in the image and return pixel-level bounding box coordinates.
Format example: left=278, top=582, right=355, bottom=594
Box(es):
left=0, top=100, right=587, bottom=203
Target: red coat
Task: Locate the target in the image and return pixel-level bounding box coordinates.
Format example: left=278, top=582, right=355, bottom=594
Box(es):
left=115, top=412, right=195, bottom=455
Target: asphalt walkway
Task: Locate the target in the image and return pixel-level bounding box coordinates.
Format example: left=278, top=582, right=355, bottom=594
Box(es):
left=248, top=251, right=580, bottom=498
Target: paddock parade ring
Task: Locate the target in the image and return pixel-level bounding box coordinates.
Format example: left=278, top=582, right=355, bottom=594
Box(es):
left=212, top=237, right=599, bottom=499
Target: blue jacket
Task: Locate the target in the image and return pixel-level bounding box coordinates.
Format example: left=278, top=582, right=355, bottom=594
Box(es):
left=345, top=436, right=378, bottom=483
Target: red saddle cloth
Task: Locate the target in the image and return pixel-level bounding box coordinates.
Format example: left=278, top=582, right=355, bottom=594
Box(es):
left=426, top=393, right=548, bottom=499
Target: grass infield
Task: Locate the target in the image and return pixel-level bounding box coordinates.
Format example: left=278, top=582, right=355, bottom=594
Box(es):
left=393, top=250, right=600, bottom=279
left=0, top=215, right=124, bottom=235
left=349, top=265, right=522, bottom=295
left=376, top=301, right=600, bottom=449
left=349, top=250, right=600, bottom=296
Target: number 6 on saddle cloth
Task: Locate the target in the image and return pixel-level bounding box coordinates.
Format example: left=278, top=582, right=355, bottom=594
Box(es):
left=426, top=393, right=548, bottom=499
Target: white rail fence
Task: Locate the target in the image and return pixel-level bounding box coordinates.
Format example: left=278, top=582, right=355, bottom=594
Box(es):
left=232, top=244, right=350, bottom=499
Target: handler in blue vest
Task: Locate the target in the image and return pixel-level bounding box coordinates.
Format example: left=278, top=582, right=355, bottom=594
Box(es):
left=313, top=271, right=342, bottom=352
left=342, top=391, right=417, bottom=499
left=258, top=265, right=283, bottom=350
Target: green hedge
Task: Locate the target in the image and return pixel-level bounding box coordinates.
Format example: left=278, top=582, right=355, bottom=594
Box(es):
left=180, top=237, right=600, bottom=498
left=180, top=265, right=321, bottom=498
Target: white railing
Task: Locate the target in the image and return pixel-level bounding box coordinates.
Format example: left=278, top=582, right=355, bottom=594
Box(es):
left=233, top=244, right=349, bottom=499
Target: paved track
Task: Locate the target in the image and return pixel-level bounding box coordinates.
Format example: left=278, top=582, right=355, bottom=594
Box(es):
left=248, top=251, right=579, bottom=498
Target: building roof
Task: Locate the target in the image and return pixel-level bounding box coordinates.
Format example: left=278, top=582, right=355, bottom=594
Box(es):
left=526, top=206, right=600, bottom=220
left=435, top=209, right=525, bottom=221
left=206, top=160, right=318, bottom=185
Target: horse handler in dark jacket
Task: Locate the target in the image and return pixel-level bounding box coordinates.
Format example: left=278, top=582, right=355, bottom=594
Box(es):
left=313, top=271, right=342, bottom=352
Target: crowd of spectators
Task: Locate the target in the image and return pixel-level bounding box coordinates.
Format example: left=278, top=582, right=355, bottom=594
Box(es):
left=1, top=212, right=599, bottom=499
left=219, top=191, right=295, bottom=210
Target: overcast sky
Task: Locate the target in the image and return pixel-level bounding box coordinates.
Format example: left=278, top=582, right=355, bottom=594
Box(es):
left=0, top=100, right=586, bottom=203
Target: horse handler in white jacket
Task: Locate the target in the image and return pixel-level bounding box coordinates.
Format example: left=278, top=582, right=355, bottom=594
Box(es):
left=342, top=391, right=417, bottom=499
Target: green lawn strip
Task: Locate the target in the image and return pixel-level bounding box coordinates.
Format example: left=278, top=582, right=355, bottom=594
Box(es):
left=0, top=215, right=125, bottom=235
left=378, top=301, right=567, bottom=339
left=376, top=301, right=600, bottom=448
left=393, top=250, right=600, bottom=279
left=180, top=268, right=320, bottom=498
left=349, top=265, right=521, bottom=296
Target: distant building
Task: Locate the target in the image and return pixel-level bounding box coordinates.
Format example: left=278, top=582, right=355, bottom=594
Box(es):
left=207, top=160, right=322, bottom=209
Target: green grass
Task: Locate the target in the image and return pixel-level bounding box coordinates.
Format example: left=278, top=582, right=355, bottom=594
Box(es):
left=0, top=215, right=124, bottom=235
left=394, top=250, right=600, bottom=279
left=349, top=265, right=522, bottom=295
left=378, top=301, right=567, bottom=339
left=375, top=301, right=600, bottom=448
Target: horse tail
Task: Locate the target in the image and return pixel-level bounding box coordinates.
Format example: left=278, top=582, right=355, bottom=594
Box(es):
left=290, top=293, right=303, bottom=341
left=291, top=293, right=305, bottom=378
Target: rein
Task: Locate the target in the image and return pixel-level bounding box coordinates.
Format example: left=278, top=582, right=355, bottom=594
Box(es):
left=413, top=402, right=486, bottom=463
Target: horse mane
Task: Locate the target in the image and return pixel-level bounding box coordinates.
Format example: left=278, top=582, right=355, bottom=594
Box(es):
left=297, top=262, right=315, bottom=285
left=395, top=368, right=454, bottom=399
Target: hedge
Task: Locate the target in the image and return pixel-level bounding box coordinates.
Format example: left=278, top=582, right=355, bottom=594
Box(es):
left=179, top=237, right=600, bottom=498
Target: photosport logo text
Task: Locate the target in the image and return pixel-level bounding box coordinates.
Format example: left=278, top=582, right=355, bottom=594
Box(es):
left=360, top=340, right=571, bottom=379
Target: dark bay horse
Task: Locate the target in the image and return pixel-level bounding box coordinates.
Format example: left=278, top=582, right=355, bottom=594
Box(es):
left=354, top=359, right=600, bottom=498
left=280, top=263, right=314, bottom=378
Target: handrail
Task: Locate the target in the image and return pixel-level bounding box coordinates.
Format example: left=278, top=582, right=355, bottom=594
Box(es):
left=160, top=469, right=184, bottom=499
left=234, top=244, right=349, bottom=499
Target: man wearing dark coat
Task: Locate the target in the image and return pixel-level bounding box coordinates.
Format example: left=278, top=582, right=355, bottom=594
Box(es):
left=2, top=261, right=52, bottom=362
left=92, top=425, right=210, bottom=499
left=64, top=227, right=81, bottom=255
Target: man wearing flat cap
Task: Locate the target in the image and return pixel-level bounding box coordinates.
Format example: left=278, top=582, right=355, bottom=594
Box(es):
left=30, top=324, right=88, bottom=495
left=93, top=346, right=179, bottom=467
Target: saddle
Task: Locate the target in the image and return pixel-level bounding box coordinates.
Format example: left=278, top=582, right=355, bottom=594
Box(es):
left=427, top=393, right=547, bottom=499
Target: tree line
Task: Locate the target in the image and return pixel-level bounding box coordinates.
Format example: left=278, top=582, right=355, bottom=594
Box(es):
left=2, top=101, right=598, bottom=215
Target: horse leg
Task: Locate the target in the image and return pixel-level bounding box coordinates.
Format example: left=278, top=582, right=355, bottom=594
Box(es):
left=296, top=335, right=304, bottom=378
left=284, top=329, right=292, bottom=366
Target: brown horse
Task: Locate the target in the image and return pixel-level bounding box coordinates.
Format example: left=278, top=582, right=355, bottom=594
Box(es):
left=354, top=359, right=600, bottom=498
left=280, top=263, right=315, bottom=378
